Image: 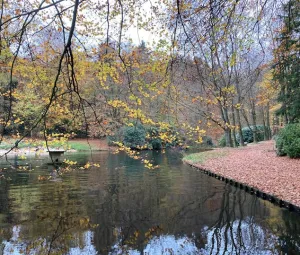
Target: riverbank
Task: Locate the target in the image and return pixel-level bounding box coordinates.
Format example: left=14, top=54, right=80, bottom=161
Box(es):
left=0, top=138, right=112, bottom=157
left=183, top=140, right=300, bottom=209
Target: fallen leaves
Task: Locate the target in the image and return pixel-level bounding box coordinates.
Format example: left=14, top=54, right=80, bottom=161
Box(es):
left=188, top=141, right=300, bottom=207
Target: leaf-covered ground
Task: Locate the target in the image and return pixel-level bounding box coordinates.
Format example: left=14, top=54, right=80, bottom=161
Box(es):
left=184, top=141, right=300, bottom=207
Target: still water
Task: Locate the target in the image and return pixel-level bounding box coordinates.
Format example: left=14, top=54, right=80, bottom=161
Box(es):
left=0, top=150, right=299, bottom=255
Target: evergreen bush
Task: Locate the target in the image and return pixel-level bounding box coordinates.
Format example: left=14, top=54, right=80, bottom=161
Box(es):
left=218, top=125, right=265, bottom=147
left=276, top=123, right=300, bottom=158
left=218, top=135, right=226, bottom=147
left=236, top=125, right=265, bottom=143
left=122, top=124, right=146, bottom=148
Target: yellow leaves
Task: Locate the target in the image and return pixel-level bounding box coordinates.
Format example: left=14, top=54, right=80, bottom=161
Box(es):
left=129, top=95, right=142, bottom=105
left=18, top=155, right=27, bottom=160
left=221, top=85, right=236, bottom=95
left=157, top=122, right=170, bottom=130
left=108, top=99, right=128, bottom=109
left=229, top=52, right=237, bottom=67
left=63, top=159, right=77, bottom=166
left=196, top=136, right=203, bottom=144
left=79, top=217, right=90, bottom=227
left=79, top=162, right=100, bottom=170
left=113, top=143, right=159, bottom=169
left=224, top=122, right=237, bottom=130
left=17, top=166, right=31, bottom=172
left=206, top=99, right=215, bottom=105
left=27, top=83, right=34, bottom=89
left=98, top=62, right=121, bottom=86
left=83, top=162, right=90, bottom=169
left=108, top=99, right=155, bottom=125
left=235, top=103, right=241, bottom=109
left=142, top=159, right=159, bottom=169
left=182, top=123, right=207, bottom=144
left=256, top=70, right=278, bottom=107
left=192, top=96, right=204, bottom=103
left=145, top=163, right=153, bottom=169
left=13, top=117, right=24, bottom=125
left=38, top=175, right=51, bottom=181
left=137, top=98, right=142, bottom=106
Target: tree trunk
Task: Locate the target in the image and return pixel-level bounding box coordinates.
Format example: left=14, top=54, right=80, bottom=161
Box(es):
left=236, top=108, right=244, bottom=146
left=0, top=95, right=4, bottom=137
left=251, top=102, right=258, bottom=143
left=266, top=102, right=271, bottom=139
left=224, top=108, right=233, bottom=147
left=224, top=128, right=232, bottom=147
left=262, top=106, right=267, bottom=141
left=231, top=103, right=238, bottom=147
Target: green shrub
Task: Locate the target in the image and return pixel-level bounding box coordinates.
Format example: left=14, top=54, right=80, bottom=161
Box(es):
left=146, top=125, right=181, bottom=148
left=276, top=123, right=300, bottom=158
left=218, top=135, right=226, bottom=147
left=218, top=125, right=264, bottom=147
left=203, top=136, right=213, bottom=146
left=150, top=138, right=162, bottom=150
left=107, top=124, right=146, bottom=148
left=107, top=128, right=124, bottom=146
left=123, top=124, right=146, bottom=148
left=108, top=123, right=184, bottom=150
left=274, top=135, right=285, bottom=156
left=236, top=125, right=265, bottom=143
left=287, top=138, right=300, bottom=158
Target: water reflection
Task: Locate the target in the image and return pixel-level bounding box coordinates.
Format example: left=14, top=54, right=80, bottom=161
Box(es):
left=0, top=150, right=299, bottom=254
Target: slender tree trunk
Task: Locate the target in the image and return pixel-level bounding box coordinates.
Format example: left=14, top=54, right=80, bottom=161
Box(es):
left=266, top=102, right=271, bottom=139
left=224, top=128, right=231, bottom=147
left=231, top=103, right=238, bottom=147
left=0, top=95, right=4, bottom=136
left=218, top=102, right=233, bottom=147
left=251, top=102, right=258, bottom=143
left=224, top=107, right=233, bottom=147
left=281, top=84, right=289, bottom=124
left=236, top=108, right=244, bottom=146
left=262, top=106, right=267, bottom=141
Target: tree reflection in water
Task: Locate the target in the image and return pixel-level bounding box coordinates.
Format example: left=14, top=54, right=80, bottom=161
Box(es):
left=108, top=184, right=283, bottom=255
left=0, top=151, right=299, bottom=254
left=0, top=186, right=299, bottom=255
left=1, top=213, right=98, bottom=255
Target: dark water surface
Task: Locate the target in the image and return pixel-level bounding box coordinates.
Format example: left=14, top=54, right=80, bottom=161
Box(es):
left=0, top=150, right=299, bottom=255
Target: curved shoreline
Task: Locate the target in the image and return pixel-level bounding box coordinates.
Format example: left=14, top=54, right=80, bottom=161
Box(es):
left=0, top=147, right=112, bottom=158
left=183, top=141, right=300, bottom=213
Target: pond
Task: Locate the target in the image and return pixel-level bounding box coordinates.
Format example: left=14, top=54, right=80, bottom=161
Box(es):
left=0, top=150, right=299, bottom=255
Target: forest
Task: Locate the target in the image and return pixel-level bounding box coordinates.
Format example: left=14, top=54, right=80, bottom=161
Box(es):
left=1, top=1, right=300, bottom=254
left=0, top=0, right=299, bottom=154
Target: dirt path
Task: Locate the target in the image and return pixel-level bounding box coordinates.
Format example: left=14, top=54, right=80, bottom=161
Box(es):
left=184, top=141, right=300, bottom=207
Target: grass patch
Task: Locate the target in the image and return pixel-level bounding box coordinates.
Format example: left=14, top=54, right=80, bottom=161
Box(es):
left=0, top=139, right=94, bottom=151
left=66, top=141, right=96, bottom=151
left=183, top=150, right=228, bottom=164
left=0, top=137, right=106, bottom=151
left=0, top=141, right=15, bottom=149
left=0, top=139, right=44, bottom=150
